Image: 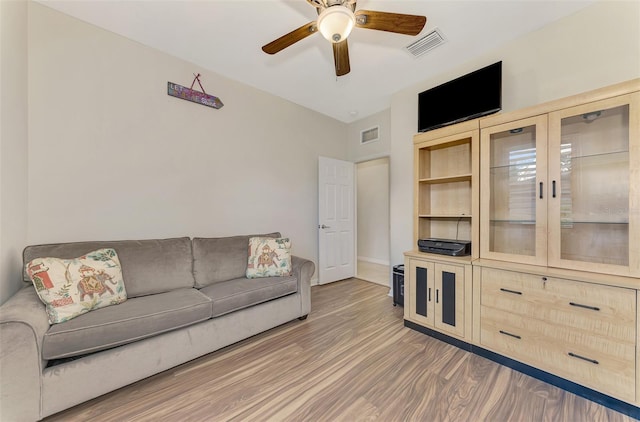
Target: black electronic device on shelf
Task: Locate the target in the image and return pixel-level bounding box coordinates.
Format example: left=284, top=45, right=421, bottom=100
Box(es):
left=418, top=238, right=471, bottom=256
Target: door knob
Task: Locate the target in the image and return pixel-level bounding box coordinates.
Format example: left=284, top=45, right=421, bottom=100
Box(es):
left=318, top=224, right=331, bottom=229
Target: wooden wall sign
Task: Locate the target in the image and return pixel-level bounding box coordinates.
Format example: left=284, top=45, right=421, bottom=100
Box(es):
left=167, top=74, right=223, bottom=109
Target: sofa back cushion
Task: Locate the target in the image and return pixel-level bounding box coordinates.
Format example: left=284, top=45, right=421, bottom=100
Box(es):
left=23, top=238, right=194, bottom=298
left=192, top=232, right=280, bottom=288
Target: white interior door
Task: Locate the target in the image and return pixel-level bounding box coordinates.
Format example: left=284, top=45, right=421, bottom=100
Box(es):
left=318, top=156, right=355, bottom=284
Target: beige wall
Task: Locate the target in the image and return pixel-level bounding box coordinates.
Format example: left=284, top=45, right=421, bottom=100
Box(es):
left=22, top=3, right=348, bottom=291
left=356, top=158, right=389, bottom=265
left=388, top=0, right=640, bottom=268
left=349, top=110, right=391, bottom=269
left=0, top=0, right=29, bottom=304
left=347, top=109, right=391, bottom=162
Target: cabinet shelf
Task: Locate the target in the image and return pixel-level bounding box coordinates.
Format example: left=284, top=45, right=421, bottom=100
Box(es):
left=568, top=149, right=628, bottom=161
left=489, top=219, right=629, bottom=225
left=419, top=174, right=472, bottom=184
left=561, top=220, right=629, bottom=225
left=414, top=126, right=479, bottom=258
left=489, top=163, right=536, bottom=171
left=421, top=214, right=472, bottom=218
left=490, top=219, right=535, bottom=225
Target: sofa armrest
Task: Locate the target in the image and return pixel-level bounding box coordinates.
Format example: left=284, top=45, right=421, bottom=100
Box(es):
left=291, top=256, right=315, bottom=317
left=0, top=286, right=49, bottom=421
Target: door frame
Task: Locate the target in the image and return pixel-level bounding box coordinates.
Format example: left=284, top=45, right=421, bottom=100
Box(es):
left=355, top=154, right=392, bottom=289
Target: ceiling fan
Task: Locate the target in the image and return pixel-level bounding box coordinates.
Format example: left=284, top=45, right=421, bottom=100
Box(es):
left=262, top=0, right=427, bottom=77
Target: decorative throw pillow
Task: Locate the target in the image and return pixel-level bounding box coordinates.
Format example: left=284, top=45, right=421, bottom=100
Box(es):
left=25, top=248, right=127, bottom=324
left=246, top=237, right=292, bottom=278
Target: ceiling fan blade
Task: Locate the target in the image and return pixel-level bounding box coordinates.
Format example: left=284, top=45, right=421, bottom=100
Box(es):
left=306, top=0, right=323, bottom=9
left=262, top=21, right=317, bottom=55
left=355, top=10, right=426, bottom=36
left=332, top=39, right=350, bottom=77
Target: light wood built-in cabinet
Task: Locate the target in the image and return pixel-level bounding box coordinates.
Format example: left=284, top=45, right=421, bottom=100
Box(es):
left=480, top=91, right=639, bottom=277
left=479, top=115, right=549, bottom=266
left=406, top=120, right=478, bottom=342
left=476, top=265, right=636, bottom=403
left=548, top=94, right=639, bottom=276
left=405, top=252, right=472, bottom=341
left=405, top=79, right=640, bottom=412
left=412, top=119, right=480, bottom=260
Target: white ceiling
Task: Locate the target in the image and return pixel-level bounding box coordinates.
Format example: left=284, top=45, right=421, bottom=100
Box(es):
left=36, top=0, right=597, bottom=123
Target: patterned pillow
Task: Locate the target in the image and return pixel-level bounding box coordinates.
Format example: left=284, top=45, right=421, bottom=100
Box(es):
left=246, top=237, right=292, bottom=278
left=25, top=248, right=127, bottom=324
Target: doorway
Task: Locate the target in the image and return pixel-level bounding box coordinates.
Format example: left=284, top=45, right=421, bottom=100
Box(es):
left=356, top=157, right=390, bottom=286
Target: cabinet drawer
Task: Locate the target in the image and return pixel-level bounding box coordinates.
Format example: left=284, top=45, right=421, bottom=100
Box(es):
left=481, top=306, right=636, bottom=402
left=480, top=268, right=636, bottom=343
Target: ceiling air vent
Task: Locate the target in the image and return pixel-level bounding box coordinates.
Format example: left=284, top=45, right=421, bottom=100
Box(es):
left=360, top=126, right=379, bottom=144
left=405, top=28, right=446, bottom=58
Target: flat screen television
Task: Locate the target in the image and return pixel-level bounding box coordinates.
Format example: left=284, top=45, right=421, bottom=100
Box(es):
left=418, top=61, right=502, bottom=132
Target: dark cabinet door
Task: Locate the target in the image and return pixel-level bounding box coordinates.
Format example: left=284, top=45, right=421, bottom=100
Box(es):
left=434, top=263, right=465, bottom=337
left=408, top=260, right=434, bottom=327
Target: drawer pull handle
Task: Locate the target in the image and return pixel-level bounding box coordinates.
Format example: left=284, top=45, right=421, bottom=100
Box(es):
left=499, top=330, right=521, bottom=340
left=568, top=352, right=599, bottom=365
left=500, top=288, right=522, bottom=295
left=569, top=302, right=600, bottom=311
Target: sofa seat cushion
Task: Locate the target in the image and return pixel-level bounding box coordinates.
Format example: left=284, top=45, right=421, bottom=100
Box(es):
left=199, top=276, right=297, bottom=317
left=42, top=288, right=212, bottom=360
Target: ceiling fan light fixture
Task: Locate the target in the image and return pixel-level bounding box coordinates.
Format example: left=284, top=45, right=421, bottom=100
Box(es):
left=317, top=6, right=355, bottom=43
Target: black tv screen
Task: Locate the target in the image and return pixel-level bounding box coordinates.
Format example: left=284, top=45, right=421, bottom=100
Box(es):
left=418, top=61, right=502, bottom=132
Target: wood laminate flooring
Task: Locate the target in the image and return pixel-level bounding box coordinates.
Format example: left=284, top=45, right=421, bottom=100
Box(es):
left=356, top=260, right=390, bottom=287
left=45, top=279, right=635, bottom=422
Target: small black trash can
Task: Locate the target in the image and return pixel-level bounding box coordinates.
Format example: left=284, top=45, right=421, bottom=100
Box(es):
left=392, top=264, right=404, bottom=307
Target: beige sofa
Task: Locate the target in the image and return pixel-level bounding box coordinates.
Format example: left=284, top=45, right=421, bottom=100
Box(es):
left=0, top=233, right=314, bottom=421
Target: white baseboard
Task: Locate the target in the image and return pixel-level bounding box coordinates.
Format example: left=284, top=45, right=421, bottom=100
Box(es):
left=357, top=256, right=390, bottom=266
left=362, top=278, right=390, bottom=288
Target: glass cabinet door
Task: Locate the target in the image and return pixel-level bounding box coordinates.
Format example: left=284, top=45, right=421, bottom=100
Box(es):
left=548, top=93, right=639, bottom=277
left=480, top=115, right=548, bottom=265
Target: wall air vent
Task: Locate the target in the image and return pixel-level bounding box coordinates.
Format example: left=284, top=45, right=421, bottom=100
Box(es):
left=405, top=28, right=446, bottom=58
left=360, top=126, right=379, bottom=144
